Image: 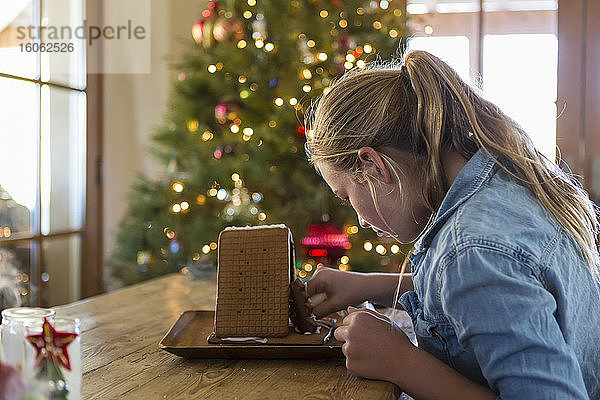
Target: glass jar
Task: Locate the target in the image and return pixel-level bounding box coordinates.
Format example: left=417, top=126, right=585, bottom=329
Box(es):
left=52, top=317, right=81, bottom=399
left=0, top=307, right=56, bottom=380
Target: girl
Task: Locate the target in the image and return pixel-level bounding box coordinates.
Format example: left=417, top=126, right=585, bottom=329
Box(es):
left=304, top=50, right=600, bottom=399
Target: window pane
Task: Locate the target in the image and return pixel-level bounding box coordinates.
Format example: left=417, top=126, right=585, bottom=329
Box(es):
left=407, top=36, right=471, bottom=83
left=0, top=0, right=39, bottom=79
left=0, top=241, right=36, bottom=307
left=41, top=0, right=86, bottom=89
left=0, top=77, right=38, bottom=235
left=41, top=85, right=86, bottom=234
left=483, top=34, right=558, bottom=160
left=41, top=234, right=80, bottom=306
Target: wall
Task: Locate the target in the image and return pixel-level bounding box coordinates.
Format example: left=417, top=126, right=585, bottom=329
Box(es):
left=557, top=0, right=600, bottom=202
left=102, top=0, right=200, bottom=289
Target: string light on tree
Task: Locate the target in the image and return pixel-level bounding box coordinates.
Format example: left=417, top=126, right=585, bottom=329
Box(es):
left=172, top=182, right=184, bottom=192
left=187, top=120, right=199, bottom=132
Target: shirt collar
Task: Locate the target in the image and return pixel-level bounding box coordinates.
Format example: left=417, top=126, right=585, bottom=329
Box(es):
left=412, top=147, right=499, bottom=253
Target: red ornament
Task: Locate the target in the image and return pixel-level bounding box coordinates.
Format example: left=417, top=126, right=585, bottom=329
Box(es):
left=302, top=223, right=350, bottom=264
left=26, top=317, right=78, bottom=371
left=212, top=17, right=245, bottom=42
left=192, top=21, right=206, bottom=43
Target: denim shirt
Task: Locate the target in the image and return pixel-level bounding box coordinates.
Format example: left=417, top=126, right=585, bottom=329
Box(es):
left=398, top=147, right=600, bottom=400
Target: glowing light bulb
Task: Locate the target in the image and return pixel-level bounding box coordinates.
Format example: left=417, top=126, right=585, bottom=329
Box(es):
left=346, top=54, right=355, bottom=62
left=202, top=245, right=210, bottom=254
left=243, top=127, right=254, bottom=135
left=264, top=43, right=274, bottom=52
left=230, top=125, right=240, bottom=133
left=208, top=64, right=217, bottom=73
left=237, top=40, right=247, bottom=48
left=376, top=245, right=386, bottom=255
left=180, top=201, right=189, bottom=210
left=172, top=204, right=181, bottom=213
left=172, top=182, right=184, bottom=192
left=289, top=97, right=298, bottom=105
left=274, top=97, right=284, bottom=106
left=255, top=39, right=264, bottom=48
left=320, top=10, right=328, bottom=17
left=364, top=241, right=373, bottom=251
left=340, top=256, right=349, bottom=264
left=231, top=173, right=240, bottom=181
left=317, top=52, right=327, bottom=61
left=363, top=44, right=373, bottom=53
left=391, top=244, right=400, bottom=254
left=302, top=84, right=311, bottom=92
left=187, top=120, right=199, bottom=132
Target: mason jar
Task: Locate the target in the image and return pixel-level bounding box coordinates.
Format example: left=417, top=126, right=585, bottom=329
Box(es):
left=0, top=307, right=56, bottom=380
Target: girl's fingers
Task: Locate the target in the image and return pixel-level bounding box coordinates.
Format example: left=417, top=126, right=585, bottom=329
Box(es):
left=334, top=325, right=348, bottom=342
left=312, top=299, right=340, bottom=319
left=306, top=277, right=325, bottom=297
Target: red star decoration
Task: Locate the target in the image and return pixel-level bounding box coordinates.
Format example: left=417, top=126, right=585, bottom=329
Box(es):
left=26, top=317, right=78, bottom=371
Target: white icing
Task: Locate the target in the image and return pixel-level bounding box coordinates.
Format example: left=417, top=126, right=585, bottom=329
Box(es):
left=223, top=224, right=288, bottom=231
left=218, top=337, right=268, bottom=343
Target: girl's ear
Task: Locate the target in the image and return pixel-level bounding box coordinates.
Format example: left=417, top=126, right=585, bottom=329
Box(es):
left=357, top=147, right=393, bottom=184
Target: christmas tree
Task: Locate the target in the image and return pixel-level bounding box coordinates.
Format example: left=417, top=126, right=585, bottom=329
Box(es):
left=108, top=0, right=412, bottom=286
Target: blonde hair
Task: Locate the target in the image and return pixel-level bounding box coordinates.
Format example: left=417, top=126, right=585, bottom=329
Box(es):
left=305, top=50, right=600, bottom=288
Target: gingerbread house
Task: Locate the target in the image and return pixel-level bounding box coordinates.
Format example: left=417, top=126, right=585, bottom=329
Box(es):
left=214, top=224, right=295, bottom=338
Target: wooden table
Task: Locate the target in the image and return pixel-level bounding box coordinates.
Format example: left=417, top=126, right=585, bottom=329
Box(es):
left=53, top=273, right=402, bottom=399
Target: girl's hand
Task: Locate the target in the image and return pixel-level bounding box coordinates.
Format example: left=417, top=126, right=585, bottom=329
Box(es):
left=334, top=306, right=414, bottom=385
left=306, top=268, right=369, bottom=318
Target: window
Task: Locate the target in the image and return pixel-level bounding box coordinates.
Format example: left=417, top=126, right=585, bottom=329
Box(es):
left=0, top=0, right=87, bottom=307
left=407, top=0, right=558, bottom=161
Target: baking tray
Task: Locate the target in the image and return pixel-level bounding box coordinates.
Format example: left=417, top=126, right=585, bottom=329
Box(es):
left=159, top=310, right=344, bottom=359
